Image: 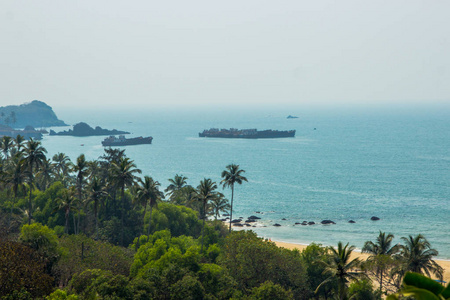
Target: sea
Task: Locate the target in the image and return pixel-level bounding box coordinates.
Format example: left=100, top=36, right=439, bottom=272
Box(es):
left=41, top=105, right=450, bottom=259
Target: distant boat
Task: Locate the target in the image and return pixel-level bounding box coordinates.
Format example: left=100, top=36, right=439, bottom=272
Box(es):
left=199, top=128, right=295, bottom=139
left=101, top=135, right=153, bottom=147
left=287, top=115, right=298, bottom=119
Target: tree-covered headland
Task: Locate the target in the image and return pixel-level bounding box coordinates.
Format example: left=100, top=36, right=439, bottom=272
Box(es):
left=0, top=136, right=445, bottom=299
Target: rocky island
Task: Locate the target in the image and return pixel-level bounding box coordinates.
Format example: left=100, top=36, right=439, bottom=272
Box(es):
left=0, top=100, right=67, bottom=128
left=0, top=125, right=45, bottom=140
left=49, top=122, right=130, bottom=137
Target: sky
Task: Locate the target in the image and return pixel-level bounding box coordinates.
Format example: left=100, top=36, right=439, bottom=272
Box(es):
left=1, top=0, right=449, bottom=111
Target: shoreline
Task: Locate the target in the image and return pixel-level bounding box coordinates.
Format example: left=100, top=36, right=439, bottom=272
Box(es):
left=273, top=240, right=450, bottom=284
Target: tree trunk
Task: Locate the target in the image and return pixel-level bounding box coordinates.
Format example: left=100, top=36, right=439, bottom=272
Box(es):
left=65, top=208, right=70, bottom=234
left=147, top=205, right=153, bottom=238
left=143, top=203, right=148, bottom=236
left=121, top=186, right=125, bottom=246
left=28, top=166, right=33, bottom=225
left=201, top=200, right=206, bottom=254
left=73, top=214, right=77, bottom=234
left=228, top=184, right=234, bottom=232
left=95, top=199, right=98, bottom=240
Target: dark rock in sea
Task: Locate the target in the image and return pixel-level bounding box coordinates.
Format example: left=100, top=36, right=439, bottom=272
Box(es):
left=273, top=223, right=281, bottom=227
left=248, top=215, right=261, bottom=220
left=244, top=224, right=251, bottom=227
left=223, top=213, right=230, bottom=216
left=255, top=211, right=261, bottom=214
left=295, top=222, right=301, bottom=225
left=230, top=219, right=241, bottom=223
left=233, top=223, right=243, bottom=227
left=301, top=222, right=307, bottom=226
left=221, top=218, right=228, bottom=221
left=321, top=220, right=336, bottom=225
left=282, top=218, right=287, bottom=220
left=308, top=221, right=315, bottom=225
left=348, top=220, right=356, bottom=223
left=50, top=122, right=130, bottom=137
left=245, top=219, right=256, bottom=223
left=371, top=216, right=380, bottom=221
left=0, top=124, right=43, bottom=140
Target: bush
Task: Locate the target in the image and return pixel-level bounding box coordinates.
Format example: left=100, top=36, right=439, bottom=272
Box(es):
left=250, top=281, right=294, bottom=300
left=0, top=240, right=53, bottom=298
left=348, top=279, right=381, bottom=300
left=218, top=230, right=309, bottom=298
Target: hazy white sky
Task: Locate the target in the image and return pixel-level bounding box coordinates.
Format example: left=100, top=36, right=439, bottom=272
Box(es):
left=1, top=0, right=449, bottom=110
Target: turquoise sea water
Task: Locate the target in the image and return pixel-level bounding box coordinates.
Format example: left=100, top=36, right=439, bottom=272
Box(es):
left=42, top=106, right=450, bottom=259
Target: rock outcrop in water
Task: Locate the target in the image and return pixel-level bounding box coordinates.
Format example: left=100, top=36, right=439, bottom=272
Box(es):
left=0, top=124, right=44, bottom=140
left=50, top=122, right=129, bottom=137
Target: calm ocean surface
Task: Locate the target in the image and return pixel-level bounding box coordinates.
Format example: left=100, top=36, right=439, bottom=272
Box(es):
left=42, top=106, right=450, bottom=259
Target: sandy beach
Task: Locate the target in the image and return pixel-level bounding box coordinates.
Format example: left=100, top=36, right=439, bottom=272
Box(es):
left=274, top=241, right=450, bottom=284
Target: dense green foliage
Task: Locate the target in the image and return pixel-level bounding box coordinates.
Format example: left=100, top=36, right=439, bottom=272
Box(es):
left=0, top=136, right=444, bottom=299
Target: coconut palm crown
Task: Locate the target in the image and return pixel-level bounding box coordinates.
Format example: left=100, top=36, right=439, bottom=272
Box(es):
left=398, top=234, right=443, bottom=280
left=220, top=164, right=247, bottom=232
left=316, top=242, right=365, bottom=300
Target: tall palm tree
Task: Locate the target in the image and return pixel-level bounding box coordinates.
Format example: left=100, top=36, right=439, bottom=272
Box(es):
left=73, top=154, right=88, bottom=200
left=210, top=192, right=230, bottom=220
left=1, top=136, right=13, bottom=159
left=221, top=164, right=247, bottom=232
left=398, top=234, right=443, bottom=280
left=73, top=154, right=89, bottom=234
left=52, top=152, right=73, bottom=186
left=55, top=187, right=78, bottom=234
left=362, top=231, right=400, bottom=293
left=23, top=138, right=47, bottom=224
left=165, top=174, right=188, bottom=201
left=136, top=176, right=163, bottom=236
left=316, top=242, right=364, bottom=300
left=194, top=178, right=218, bottom=253
left=3, top=155, right=27, bottom=230
left=14, top=134, right=25, bottom=152
left=110, top=157, right=141, bottom=245
left=36, top=158, right=55, bottom=190
left=86, top=176, right=108, bottom=240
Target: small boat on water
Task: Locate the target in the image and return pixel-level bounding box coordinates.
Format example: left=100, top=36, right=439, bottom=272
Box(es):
left=101, top=135, right=153, bottom=147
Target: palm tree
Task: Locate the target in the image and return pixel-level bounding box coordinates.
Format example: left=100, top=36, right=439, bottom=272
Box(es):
left=36, top=158, right=55, bottom=190
left=362, top=231, right=400, bottom=293
left=23, top=138, right=47, bottom=224
left=316, top=242, right=364, bottom=300
left=1, top=136, right=13, bottom=159
left=52, top=152, right=73, bottom=186
left=210, top=192, right=230, bottom=220
left=110, top=157, right=141, bottom=245
left=136, top=176, right=163, bottom=236
left=73, top=154, right=89, bottom=234
left=221, top=164, right=247, bottom=232
left=397, top=234, right=443, bottom=280
left=14, top=134, right=25, bottom=152
left=86, top=176, right=108, bottom=240
left=55, top=187, right=78, bottom=234
left=3, top=155, right=27, bottom=230
left=194, top=178, right=218, bottom=253
left=165, top=174, right=188, bottom=201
